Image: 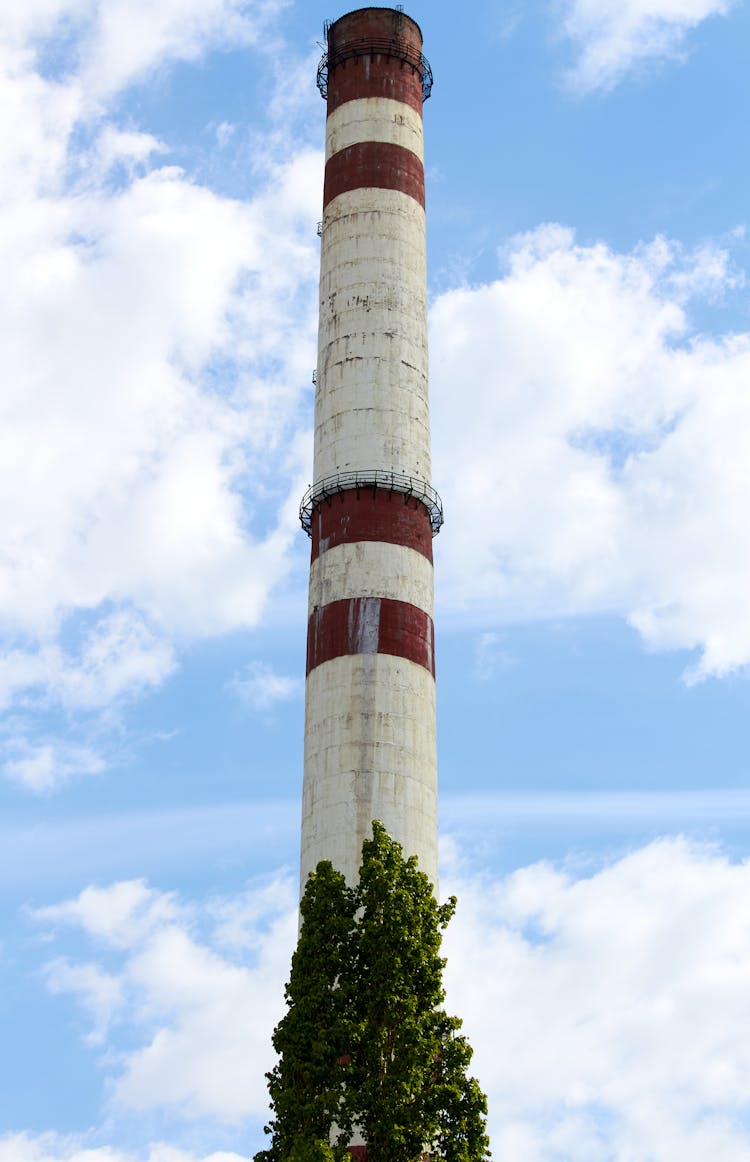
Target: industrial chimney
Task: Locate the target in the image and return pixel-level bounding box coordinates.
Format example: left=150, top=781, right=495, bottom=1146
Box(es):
left=300, top=7, right=441, bottom=892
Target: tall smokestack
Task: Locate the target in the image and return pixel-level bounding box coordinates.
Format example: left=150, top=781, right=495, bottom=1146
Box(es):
left=300, top=7, right=441, bottom=892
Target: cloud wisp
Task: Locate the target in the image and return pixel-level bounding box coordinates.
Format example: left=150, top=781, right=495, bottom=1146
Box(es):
left=557, top=0, right=735, bottom=92
left=229, top=661, right=304, bottom=713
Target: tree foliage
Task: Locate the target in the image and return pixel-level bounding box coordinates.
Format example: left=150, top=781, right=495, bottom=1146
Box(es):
left=256, top=822, right=490, bottom=1162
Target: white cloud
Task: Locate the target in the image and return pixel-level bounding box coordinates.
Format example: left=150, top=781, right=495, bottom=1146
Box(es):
left=0, top=0, right=320, bottom=745
left=209, top=873, right=296, bottom=951
left=431, top=225, right=750, bottom=679
left=114, top=925, right=285, bottom=1120
left=32, top=875, right=296, bottom=1123
left=230, top=661, right=303, bottom=712
left=4, top=740, right=105, bottom=792
left=1, top=157, right=319, bottom=642
left=473, top=632, right=514, bottom=680
left=0, top=1138, right=246, bottom=1162
left=26, top=840, right=750, bottom=1157
left=93, top=126, right=165, bottom=175
left=43, top=958, right=124, bottom=1045
left=59, top=611, right=177, bottom=707
left=0, top=610, right=177, bottom=791
left=32, top=879, right=186, bottom=947
left=443, top=838, right=750, bottom=1160
left=558, top=0, right=734, bottom=92
left=0, top=612, right=175, bottom=712
left=80, top=0, right=285, bottom=104
left=2, top=0, right=286, bottom=105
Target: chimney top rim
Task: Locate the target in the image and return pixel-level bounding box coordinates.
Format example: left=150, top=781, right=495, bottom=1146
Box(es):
left=327, top=7, right=424, bottom=46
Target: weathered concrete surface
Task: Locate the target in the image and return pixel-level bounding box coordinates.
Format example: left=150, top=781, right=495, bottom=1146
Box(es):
left=309, top=540, right=434, bottom=617
left=326, top=97, right=424, bottom=163
left=315, top=188, right=429, bottom=481
left=301, top=653, right=438, bottom=889
left=301, top=11, right=437, bottom=896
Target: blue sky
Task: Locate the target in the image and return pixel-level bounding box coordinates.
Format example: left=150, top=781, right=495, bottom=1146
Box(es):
left=2, top=0, right=750, bottom=1158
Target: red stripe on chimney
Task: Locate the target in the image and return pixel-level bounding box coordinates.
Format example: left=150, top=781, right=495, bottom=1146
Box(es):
left=324, top=141, right=425, bottom=210
left=310, top=488, right=434, bottom=564
left=327, top=57, right=424, bottom=116
left=307, top=597, right=435, bottom=677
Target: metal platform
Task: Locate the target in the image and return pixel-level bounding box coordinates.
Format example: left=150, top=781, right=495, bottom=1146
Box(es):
left=300, top=469, right=444, bottom=536
left=317, top=37, right=433, bottom=101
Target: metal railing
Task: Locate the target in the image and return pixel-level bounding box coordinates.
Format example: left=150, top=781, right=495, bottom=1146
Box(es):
left=317, top=38, right=433, bottom=101
left=300, top=469, right=444, bottom=536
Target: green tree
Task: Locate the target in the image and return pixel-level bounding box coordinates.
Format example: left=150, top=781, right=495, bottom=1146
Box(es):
left=258, top=861, right=357, bottom=1162
left=256, top=822, right=490, bottom=1162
